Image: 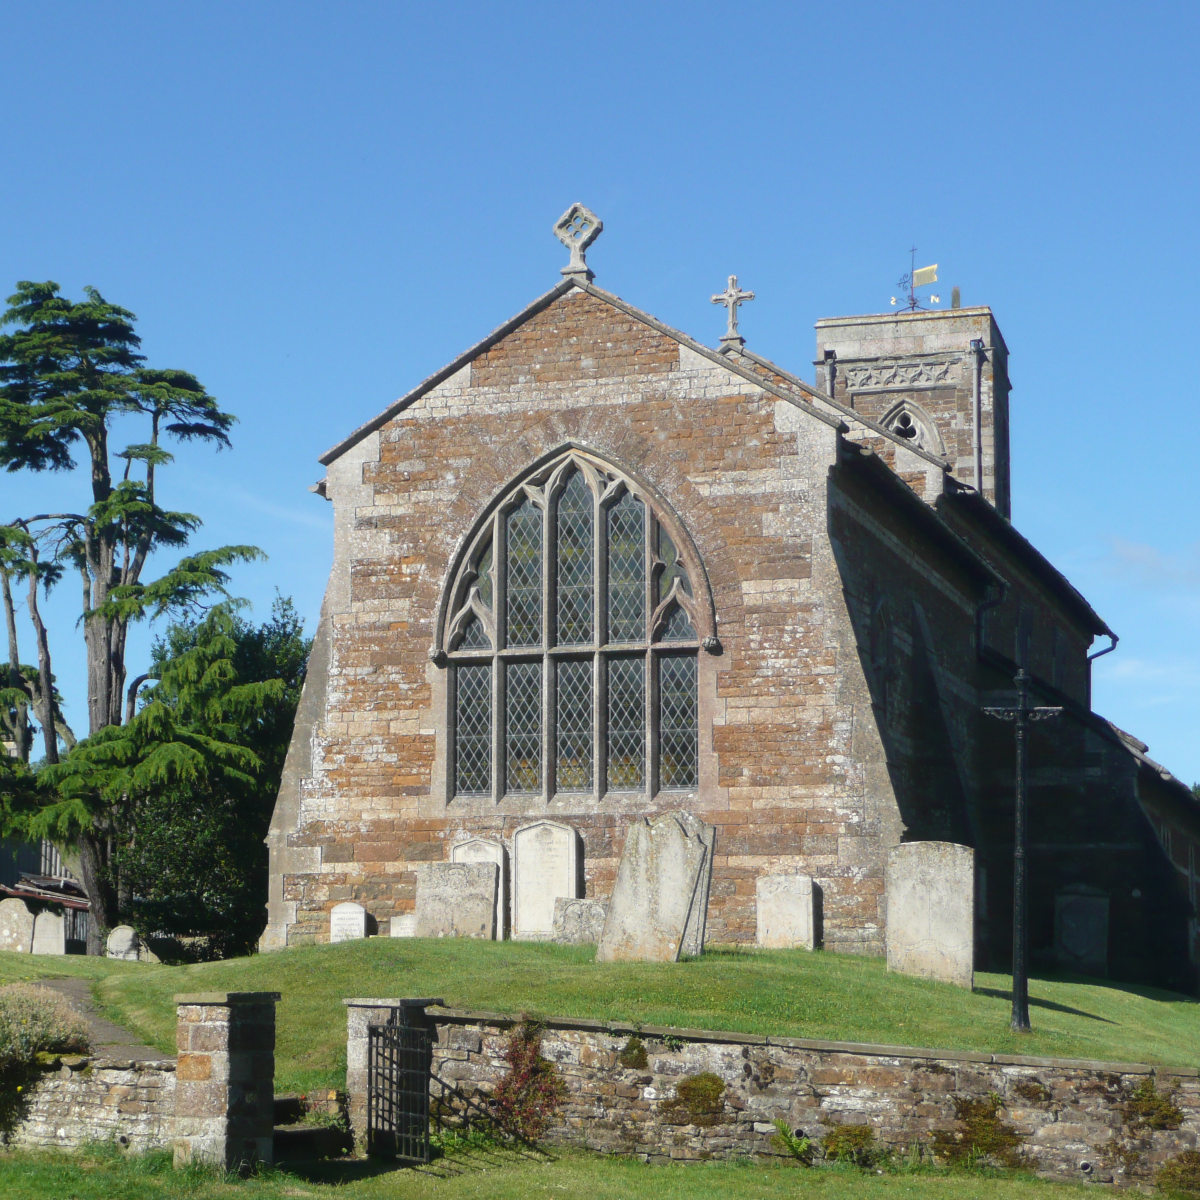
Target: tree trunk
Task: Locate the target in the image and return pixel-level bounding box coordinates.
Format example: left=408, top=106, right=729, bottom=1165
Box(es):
left=76, top=830, right=118, bottom=956
left=26, top=567, right=58, bottom=764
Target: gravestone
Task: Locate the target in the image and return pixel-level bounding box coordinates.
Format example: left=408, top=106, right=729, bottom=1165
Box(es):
left=1054, top=885, right=1109, bottom=976
left=512, top=821, right=579, bottom=940
left=596, top=810, right=716, bottom=962
left=31, top=909, right=66, bottom=955
left=756, top=873, right=816, bottom=950
left=389, top=913, right=416, bottom=938
left=106, top=924, right=142, bottom=961
left=885, top=841, right=974, bottom=989
left=0, top=897, right=34, bottom=953
left=451, top=837, right=508, bottom=939
left=552, top=897, right=607, bottom=944
left=329, top=901, right=368, bottom=944
left=414, top=862, right=498, bottom=939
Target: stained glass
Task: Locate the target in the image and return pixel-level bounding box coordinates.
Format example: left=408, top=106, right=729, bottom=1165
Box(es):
left=454, top=663, right=491, bottom=795
left=505, top=501, right=542, bottom=647
left=659, top=602, right=695, bottom=642
left=556, top=659, right=592, bottom=791
left=658, top=655, right=698, bottom=788
left=657, top=526, right=692, bottom=601
left=556, top=471, right=593, bottom=645
left=505, top=661, right=542, bottom=792
left=607, top=493, right=645, bottom=643
left=458, top=614, right=490, bottom=649
left=607, top=656, right=645, bottom=789
left=476, top=542, right=494, bottom=610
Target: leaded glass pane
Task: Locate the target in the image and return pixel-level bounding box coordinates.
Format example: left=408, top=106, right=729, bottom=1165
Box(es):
left=659, top=655, right=698, bottom=789
left=556, top=471, right=593, bottom=645
left=454, top=663, right=491, bottom=795
left=607, top=493, right=645, bottom=643
left=607, top=656, right=645, bottom=789
left=476, top=542, right=494, bottom=610
left=555, top=659, right=592, bottom=791
left=660, top=602, right=695, bottom=642
left=657, top=526, right=692, bottom=601
left=505, top=501, right=542, bottom=647
left=505, top=661, right=542, bottom=792
left=458, top=614, right=490, bottom=649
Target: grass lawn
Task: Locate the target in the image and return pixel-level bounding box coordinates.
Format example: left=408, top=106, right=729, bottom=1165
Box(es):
left=0, top=1144, right=1099, bottom=1200
left=3, top=939, right=1198, bottom=1094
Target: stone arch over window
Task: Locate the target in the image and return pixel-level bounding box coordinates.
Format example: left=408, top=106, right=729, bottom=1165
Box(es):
left=880, top=399, right=945, bottom=457
left=433, top=447, right=717, bottom=804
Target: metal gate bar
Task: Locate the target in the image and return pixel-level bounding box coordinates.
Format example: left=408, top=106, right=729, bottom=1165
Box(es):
left=366, top=1012, right=433, bottom=1162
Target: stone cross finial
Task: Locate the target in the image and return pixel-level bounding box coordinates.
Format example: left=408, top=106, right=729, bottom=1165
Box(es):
left=554, top=203, right=603, bottom=281
left=711, top=275, right=755, bottom=345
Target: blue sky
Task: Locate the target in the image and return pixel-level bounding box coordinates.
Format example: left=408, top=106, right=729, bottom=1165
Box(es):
left=2, top=1, right=1198, bottom=783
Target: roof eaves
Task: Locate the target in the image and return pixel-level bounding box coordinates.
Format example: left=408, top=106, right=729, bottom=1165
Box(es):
left=318, top=279, right=578, bottom=466
left=938, top=488, right=1114, bottom=638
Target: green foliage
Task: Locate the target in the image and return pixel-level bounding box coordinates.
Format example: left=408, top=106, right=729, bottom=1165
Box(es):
left=1123, top=1077, right=1183, bottom=1131
left=770, top=1118, right=813, bottom=1164
left=664, top=1071, right=725, bottom=1124
left=822, top=1123, right=882, bottom=1166
left=1157, top=1150, right=1200, bottom=1196
left=617, top=1035, right=648, bottom=1069
left=490, top=1019, right=567, bottom=1142
left=932, top=1094, right=1024, bottom=1167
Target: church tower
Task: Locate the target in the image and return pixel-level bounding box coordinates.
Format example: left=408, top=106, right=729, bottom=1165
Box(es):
left=815, top=308, right=1011, bottom=516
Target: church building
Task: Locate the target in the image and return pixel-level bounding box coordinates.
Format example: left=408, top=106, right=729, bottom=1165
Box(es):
left=264, top=206, right=1200, bottom=990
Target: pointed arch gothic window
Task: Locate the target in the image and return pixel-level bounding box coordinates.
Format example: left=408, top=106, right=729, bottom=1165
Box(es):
left=881, top=400, right=945, bottom=457
left=440, top=450, right=709, bottom=802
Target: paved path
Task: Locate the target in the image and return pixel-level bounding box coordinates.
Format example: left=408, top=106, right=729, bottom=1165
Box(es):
left=36, top=975, right=171, bottom=1063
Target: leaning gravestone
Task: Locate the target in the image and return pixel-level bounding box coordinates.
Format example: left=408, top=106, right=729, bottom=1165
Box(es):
left=0, top=898, right=35, bottom=953
left=451, top=837, right=508, bottom=939
left=596, top=811, right=716, bottom=963
left=512, top=821, right=579, bottom=940
left=31, top=910, right=66, bottom=956
left=329, top=901, right=368, bottom=944
left=885, top=842, right=974, bottom=989
left=674, top=811, right=715, bottom=957
left=414, top=862, right=498, bottom=939
left=756, top=873, right=816, bottom=950
left=106, top=924, right=142, bottom=961
left=552, top=898, right=607, bottom=944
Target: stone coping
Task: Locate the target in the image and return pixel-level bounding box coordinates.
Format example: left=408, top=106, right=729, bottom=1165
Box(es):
left=173, top=992, right=281, bottom=1005
left=423, top=1006, right=1191, bottom=1077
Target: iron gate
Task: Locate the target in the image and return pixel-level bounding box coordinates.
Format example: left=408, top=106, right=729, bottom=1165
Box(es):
left=366, top=1011, right=433, bottom=1162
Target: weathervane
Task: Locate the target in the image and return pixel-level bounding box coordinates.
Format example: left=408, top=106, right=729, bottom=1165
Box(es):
left=890, top=247, right=940, bottom=311
left=711, top=275, right=755, bottom=346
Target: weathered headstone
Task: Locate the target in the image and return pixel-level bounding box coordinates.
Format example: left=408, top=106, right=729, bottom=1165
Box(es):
left=674, top=810, right=715, bottom=957
left=0, top=897, right=34, bottom=953
left=1054, top=885, right=1109, bottom=976
left=329, top=901, right=368, bottom=944
left=389, top=913, right=416, bottom=938
left=106, top=924, right=142, bottom=960
left=451, top=837, right=508, bottom=939
left=552, top=897, right=607, bottom=944
left=512, top=821, right=579, bottom=940
left=414, top=862, right=498, bottom=939
left=756, top=873, right=816, bottom=950
left=31, top=909, right=66, bottom=956
left=885, top=841, right=974, bottom=989
left=596, top=811, right=716, bottom=962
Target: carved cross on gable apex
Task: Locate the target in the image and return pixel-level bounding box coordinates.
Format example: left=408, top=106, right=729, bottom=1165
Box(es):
left=554, top=203, right=603, bottom=281
left=711, top=275, right=755, bottom=345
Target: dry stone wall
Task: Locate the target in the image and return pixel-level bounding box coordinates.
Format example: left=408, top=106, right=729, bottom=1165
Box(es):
left=428, top=1010, right=1200, bottom=1188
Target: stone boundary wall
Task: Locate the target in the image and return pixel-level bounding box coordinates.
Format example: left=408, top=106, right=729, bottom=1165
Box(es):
left=4, top=1056, right=176, bottom=1152
left=426, top=1009, right=1200, bottom=1188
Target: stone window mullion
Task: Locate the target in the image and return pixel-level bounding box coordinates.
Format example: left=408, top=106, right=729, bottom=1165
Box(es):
left=491, top=510, right=505, bottom=804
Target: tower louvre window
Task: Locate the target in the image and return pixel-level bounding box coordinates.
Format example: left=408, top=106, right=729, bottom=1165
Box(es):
left=443, top=452, right=704, bottom=802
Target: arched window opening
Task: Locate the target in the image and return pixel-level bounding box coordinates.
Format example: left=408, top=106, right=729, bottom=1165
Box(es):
left=881, top=400, right=944, bottom=457
left=441, top=451, right=708, bottom=802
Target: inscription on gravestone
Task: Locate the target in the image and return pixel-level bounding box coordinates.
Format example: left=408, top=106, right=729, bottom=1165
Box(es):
left=756, top=873, right=815, bottom=950
left=414, top=862, right=498, bottom=939
left=513, top=821, right=579, bottom=940
left=330, top=901, right=368, bottom=944
left=451, top=837, right=508, bottom=939
left=885, top=841, right=974, bottom=989
left=31, top=910, right=66, bottom=956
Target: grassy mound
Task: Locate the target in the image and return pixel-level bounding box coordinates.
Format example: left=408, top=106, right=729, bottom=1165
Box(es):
left=3, top=940, right=1196, bottom=1094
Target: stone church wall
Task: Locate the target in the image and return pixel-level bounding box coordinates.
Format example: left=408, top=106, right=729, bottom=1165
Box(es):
left=265, top=288, right=907, bottom=953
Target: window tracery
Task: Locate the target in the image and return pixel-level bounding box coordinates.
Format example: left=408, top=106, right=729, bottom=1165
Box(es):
left=439, top=450, right=709, bottom=802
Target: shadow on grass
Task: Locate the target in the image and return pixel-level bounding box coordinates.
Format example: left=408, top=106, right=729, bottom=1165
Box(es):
left=277, top=1142, right=554, bottom=1184
left=973, top=987, right=1115, bottom=1023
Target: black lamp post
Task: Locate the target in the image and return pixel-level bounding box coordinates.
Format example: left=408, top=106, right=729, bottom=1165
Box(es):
left=984, top=669, right=1061, bottom=1032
